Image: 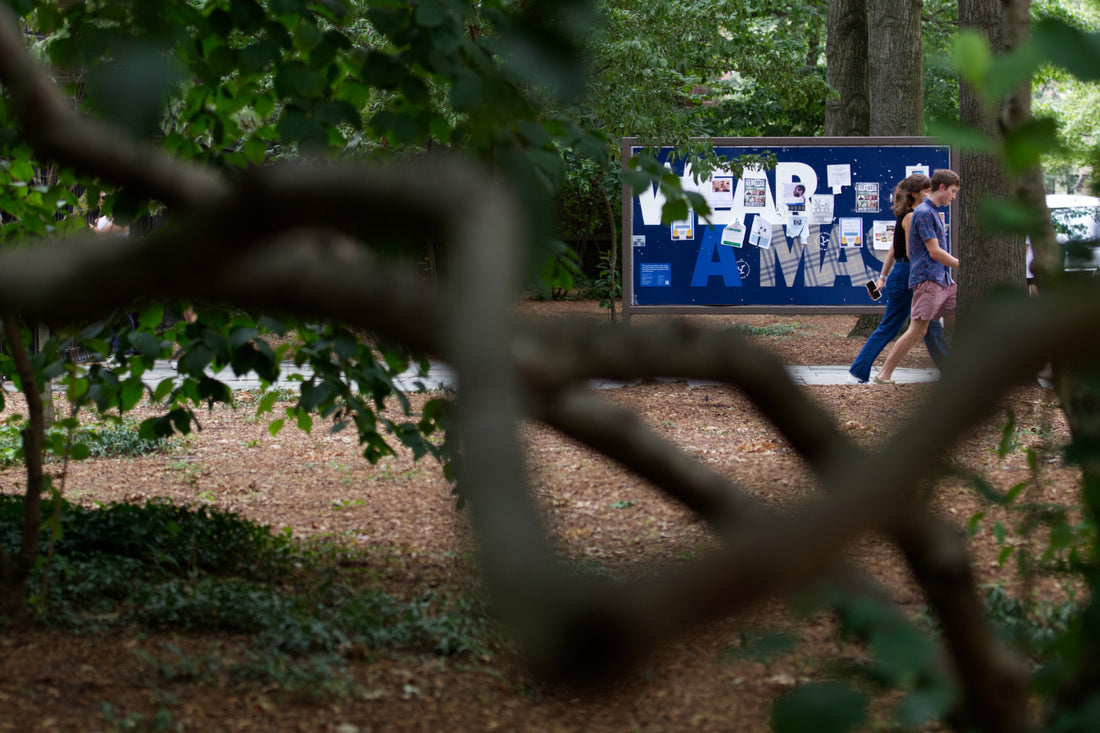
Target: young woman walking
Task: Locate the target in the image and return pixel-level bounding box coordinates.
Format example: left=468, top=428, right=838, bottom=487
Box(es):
left=847, top=174, right=948, bottom=384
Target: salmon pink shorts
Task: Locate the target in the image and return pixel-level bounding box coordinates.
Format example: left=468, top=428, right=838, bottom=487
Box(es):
left=911, top=281, right=957, bottom=321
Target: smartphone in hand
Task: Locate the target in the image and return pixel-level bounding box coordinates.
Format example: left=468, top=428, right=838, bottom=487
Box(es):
left=866, top=280, right=882, bottom=300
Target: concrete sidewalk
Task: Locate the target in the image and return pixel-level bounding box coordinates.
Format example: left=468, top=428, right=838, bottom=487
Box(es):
left=68, top=361, right=937, bottom=392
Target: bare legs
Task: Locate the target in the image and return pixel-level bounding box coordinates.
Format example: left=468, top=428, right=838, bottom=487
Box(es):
left=877, top=318, right=930, bottom=383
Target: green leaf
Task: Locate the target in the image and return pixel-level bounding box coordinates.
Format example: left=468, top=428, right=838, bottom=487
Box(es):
left=85, top=41, right=186, bottom=138
left=257, top=391, right=279, bottom=415
left=1003, top=117, right=1061, bottom=174
left=661, top=199, right=689, bottom=226
left=294, top=18, right=325, bottom=52
left=359, top=51, right=410, bottom=90
left=369, top=109, right=428, bottom=145
left=954, top=30, right=993, bottom=89
left=242, top=38, right=282, bottom=72
left=120, top=380, right=144, bottom=412
left=268, top=418, right=285, bottom=436
left=152, top=378, right=176, bottom=402
left=140, top=416, right=171, bottom=440
left=230, top=0, right=266, bottom=34
left=178, top=345, right=214, bottom=375
left=896, top=682, right=957, bottom=728
left=296, top=409, right=313, bottom=433
left=229, top=327, right=259, bottom=349
left=243, top=136, right=267, bottom=165
left=983, top=41, right=1043, bottom=104
left=622, top=168, right=653, bottom=193
left=869, top=619, right=934, bottom=685
left=976, top=195, right=1045, bottom=237
left=138, top=305, right=165, bottom=330
left=129, top=331, right=163, bottom=358
left=275, top=61, right=326, bottom=99
left=1034, top=18, right=1100, bottom=82
left=772, top=682, right=868, bottom=733
left=314, top=100, right=361, bottom=128
left=926, top=120, right=997, bottom=153
left=278, top=108, right=328, bottom=149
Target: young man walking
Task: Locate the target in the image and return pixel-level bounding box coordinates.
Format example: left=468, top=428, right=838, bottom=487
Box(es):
left=873, top=169, right=960, bottom=384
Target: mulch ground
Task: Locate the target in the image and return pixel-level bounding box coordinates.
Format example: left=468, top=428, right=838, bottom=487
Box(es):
left=0, top=299, right=1076, bottom=732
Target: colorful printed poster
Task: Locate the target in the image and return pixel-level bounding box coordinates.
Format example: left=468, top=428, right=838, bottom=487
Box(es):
left=839, top=217, right=863, bottom=248
left=872, top=220, right=895, bottom=250
left=711, top=176, right=734, bottom=208
left=743, top=178, right=767, bottom=209
left=854, top=182, right=880, bottom=213
left=721, top=218, right=746, bottom=247
left=748, top=216, right=772, bottom=248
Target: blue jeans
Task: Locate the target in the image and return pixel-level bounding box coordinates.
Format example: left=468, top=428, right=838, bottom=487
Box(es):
left=848, top=261, right=948, bottom=382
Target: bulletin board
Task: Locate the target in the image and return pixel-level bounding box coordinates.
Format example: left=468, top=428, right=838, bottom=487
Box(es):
left=622, top=137, right=956, bottom=324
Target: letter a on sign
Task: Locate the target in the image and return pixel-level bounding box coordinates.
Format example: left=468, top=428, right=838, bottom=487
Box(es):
left=691, top=226, right=743, bottom=287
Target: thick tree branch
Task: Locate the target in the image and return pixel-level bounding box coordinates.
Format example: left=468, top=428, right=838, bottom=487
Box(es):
left=532, top=386, right=769, bottom=534
left=892, top=510, right=1033, bottom=733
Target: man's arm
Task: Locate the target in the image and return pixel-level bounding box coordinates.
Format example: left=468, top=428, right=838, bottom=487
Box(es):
left=924, top=237, right=959, bottom=269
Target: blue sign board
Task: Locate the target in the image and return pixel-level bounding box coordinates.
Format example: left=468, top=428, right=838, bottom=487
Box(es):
left=622, top=137, right=954, bottom=320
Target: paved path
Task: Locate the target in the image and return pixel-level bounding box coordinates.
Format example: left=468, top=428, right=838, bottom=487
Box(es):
left=62, top=361, right=937, bottom=392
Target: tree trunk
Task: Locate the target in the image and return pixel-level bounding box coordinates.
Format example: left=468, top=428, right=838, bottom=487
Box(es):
left=0, top=313, right=46, bottom=628
left=825, top=0, right=869, bottom=136
left=867, top=0, right=923, bottom=136
left=957, top=0, right=1027, bottom=322
left=828, top=0, right=878, bottom=337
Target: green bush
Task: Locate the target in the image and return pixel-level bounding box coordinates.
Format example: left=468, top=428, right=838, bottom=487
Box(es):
left=0, top=496, right=289, bottom=575
left=0, top=495, right=499, bottom=694
left=0, top=418, right=172, bottom=468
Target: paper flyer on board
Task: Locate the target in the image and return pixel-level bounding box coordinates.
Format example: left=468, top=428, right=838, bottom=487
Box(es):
left=854, top=182, right=880, bottom=213
left=670, top=211, right=694, bottom=240
left=827, top=164, right=851, bottom=193
left=721, top=217, right=747, bottom=247
left=783, top=182, right=807, bottom=212
left=743, top=177, right=767, bottom=209
left=786, top=214, right=809, bottom=243
left=839, top=217, right=862, bottom=248
left=711, top=176, right=734, bottom=209
left=872, top=220, right=894, bottom=250
left=808, top=194, right=834, bottom=225
left=748, top=216, right=771, bottom=248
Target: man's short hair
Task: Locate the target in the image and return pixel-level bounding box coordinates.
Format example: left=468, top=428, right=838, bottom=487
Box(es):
left=931, top=168, right=960, bottom=190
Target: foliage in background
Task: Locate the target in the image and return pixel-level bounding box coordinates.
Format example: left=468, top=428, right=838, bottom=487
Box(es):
left=0, top=0, right=609, bottom=452
left=1032, top=0, right=1100, bottom=193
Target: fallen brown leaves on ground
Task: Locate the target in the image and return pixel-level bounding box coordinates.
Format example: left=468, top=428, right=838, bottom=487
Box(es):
left=0, top=300, right=1074, bottom=732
